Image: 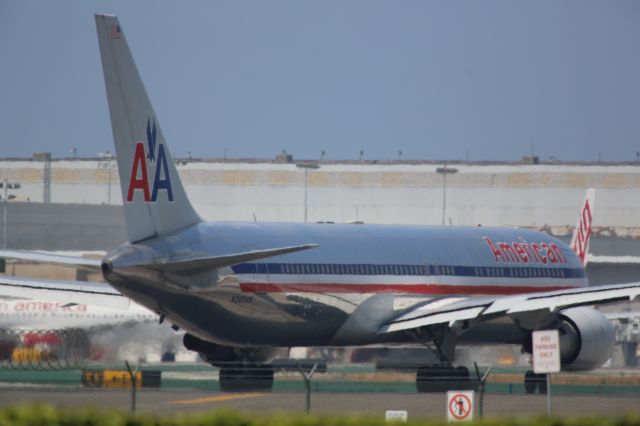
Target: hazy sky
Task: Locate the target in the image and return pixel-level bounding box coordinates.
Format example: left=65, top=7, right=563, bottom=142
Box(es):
left=1, top=1, right=639, bottom=162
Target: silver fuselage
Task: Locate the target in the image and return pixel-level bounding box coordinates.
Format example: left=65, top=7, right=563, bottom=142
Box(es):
left=102, top=222, right=586, bottom=349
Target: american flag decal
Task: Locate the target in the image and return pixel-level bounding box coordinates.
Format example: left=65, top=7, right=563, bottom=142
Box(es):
left=110, top=26, right=121, bottom=38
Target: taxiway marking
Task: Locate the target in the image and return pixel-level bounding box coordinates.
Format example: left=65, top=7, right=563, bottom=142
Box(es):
left=171, top=393, right=266, bottom=405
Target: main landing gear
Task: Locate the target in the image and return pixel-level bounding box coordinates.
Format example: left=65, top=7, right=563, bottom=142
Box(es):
left=414, top=327, right=477, bottom=392
left=524, top=370, right=547, bottom=394
left=218, top=364, right=274, bottom=392
left=416, top=365, right=476, bottom=393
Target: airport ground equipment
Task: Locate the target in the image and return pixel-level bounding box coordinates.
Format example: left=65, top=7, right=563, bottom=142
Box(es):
left=0, top=329, right=88, bottom=370
left=81, top=368, right=161, bottom=389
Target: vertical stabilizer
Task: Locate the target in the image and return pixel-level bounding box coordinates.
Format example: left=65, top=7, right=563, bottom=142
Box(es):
left=570, top=188, right=595, bottom=266
left=95, top=14, right=201, bottom=242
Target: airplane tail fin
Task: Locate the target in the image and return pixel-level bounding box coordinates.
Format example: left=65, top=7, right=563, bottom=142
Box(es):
left=95, top=14, right=201, bottom=243
left=570, top=188, right=595, bottom=266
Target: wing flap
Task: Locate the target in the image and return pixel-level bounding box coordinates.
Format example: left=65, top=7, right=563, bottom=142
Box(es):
left=485, top=283, right=640, bottom=315
left=380, top=306, right=486, bottom=333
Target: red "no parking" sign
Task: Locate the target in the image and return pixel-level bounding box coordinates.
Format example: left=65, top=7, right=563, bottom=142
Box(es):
left=446, top=391, right=475, bottom=422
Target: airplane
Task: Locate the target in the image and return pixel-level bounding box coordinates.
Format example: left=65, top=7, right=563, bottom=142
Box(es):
left=0, top=14, right=639, bottom=392
left=569, top=189, right=640, bottom=369
left=0, top=275, right=177, bottom=367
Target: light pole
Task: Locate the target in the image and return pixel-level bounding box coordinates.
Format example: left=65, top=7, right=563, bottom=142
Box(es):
left=296, top=163, right=320, bottom=223
left=99, top=151, right=115, bottom=205
left=1, top=179, right=21, bottom=249
left=436, top=165, right=458, bottom=226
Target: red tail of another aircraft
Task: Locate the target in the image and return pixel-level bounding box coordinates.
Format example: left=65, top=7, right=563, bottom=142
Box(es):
left=570, top=189, right=595, bottom=266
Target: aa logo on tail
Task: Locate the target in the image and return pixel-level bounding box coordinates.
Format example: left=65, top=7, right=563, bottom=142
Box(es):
left=126, top=118, right=174, bottom=203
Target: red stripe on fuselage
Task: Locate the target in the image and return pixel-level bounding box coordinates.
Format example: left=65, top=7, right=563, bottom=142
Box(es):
left=238, top=283, right=578, bottom=295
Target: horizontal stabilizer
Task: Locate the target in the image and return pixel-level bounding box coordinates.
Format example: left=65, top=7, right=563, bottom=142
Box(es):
left=0, top=250, right=102, bottom=271
left=0, top=275, right=129, bottom=310
left=146, top=244, right=319, bottom=275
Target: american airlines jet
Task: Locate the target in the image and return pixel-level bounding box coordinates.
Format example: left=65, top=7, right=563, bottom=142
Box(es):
left=1, top=15, right=639, bottom=392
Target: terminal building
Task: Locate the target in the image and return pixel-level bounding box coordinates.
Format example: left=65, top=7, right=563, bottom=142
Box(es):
left=1, top=154, right=639, bottom=252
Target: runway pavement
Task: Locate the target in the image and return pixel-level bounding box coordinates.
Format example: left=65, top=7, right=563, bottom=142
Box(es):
left=0, top=386, right=638, bottom=419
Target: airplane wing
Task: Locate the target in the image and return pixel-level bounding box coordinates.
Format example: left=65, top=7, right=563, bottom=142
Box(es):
left=0, top=275, right=130, bottom=310
left=379, top=282, right=640, bottom=333
left=0, top=250, right=102, bottom=271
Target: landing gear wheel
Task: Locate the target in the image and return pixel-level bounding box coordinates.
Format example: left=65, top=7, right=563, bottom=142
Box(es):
left=454, top=366, right=472, bottom=390
left=219, top=364, right=274, bottom=392
left=524, top=370, right=546, bottom=394
left=524, top=370, right=536, bottom=394
left=416, top=365, right=474, bottom=393
left=623, top=343, right=638, bottom=368
left=537, top=375, right=548, bottom=394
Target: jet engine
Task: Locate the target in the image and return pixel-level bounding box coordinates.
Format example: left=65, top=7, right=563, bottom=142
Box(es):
left=555, top=307, right=615, bottom=371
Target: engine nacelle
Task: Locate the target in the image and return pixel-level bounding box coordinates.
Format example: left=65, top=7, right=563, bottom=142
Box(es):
left=556, top=307, right=615, bottom=371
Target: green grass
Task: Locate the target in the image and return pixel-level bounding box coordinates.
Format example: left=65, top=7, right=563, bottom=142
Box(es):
left=0, top=405, right=640, bottom=426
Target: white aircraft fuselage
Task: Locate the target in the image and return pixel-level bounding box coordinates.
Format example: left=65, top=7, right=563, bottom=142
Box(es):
left=0, top=298, right=156, bottom=330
